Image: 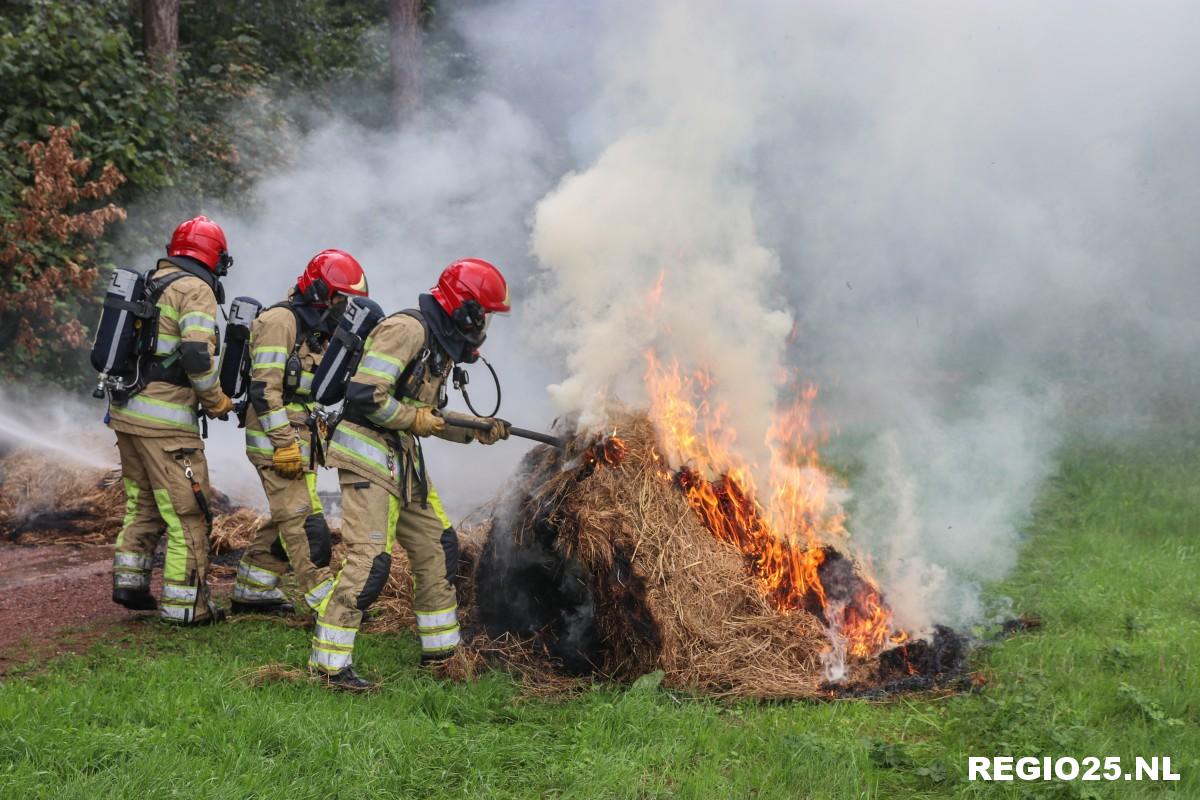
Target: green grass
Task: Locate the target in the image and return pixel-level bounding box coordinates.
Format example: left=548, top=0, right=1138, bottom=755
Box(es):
left=1, top=437, right=1197, bottom=799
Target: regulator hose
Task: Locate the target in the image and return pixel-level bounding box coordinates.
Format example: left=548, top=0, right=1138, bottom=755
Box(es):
left=455, top=356, right=502, bottom=418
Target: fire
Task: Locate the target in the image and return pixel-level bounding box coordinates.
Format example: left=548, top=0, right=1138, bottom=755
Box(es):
left=644, top=350, right=906, bottom=663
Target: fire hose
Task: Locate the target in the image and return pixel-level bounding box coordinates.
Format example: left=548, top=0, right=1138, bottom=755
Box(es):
left=438, top=411, right=565, bottom=450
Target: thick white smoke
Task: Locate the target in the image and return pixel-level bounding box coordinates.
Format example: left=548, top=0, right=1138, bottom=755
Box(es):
left=529, top=2, right=792, bottom=470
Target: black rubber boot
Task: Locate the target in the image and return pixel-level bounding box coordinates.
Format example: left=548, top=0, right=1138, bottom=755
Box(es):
left=112, top=587, right=157, bottom=611
left=230, top=600, right=296, bottom=616
left=319, top=666, right=377, bottom=693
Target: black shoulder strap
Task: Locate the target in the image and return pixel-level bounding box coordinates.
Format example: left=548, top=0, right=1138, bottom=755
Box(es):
left=147, top=268, right=200, bottom=303
left=260, top=300, right=309, bottom=352
left=392, top=309, right=431, bottom=398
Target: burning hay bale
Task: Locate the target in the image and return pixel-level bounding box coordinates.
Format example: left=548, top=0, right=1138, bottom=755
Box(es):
left=469, top=412, right=901, bottom=699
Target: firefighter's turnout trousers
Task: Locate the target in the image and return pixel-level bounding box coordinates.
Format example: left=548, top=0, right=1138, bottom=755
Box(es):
left=112, top=432, right=217, bottom=623
left=232, top=301, right=333, bottom=611
left=309, top=470, right=460, bottom=674
left=232, top=468, right=332, bottom=611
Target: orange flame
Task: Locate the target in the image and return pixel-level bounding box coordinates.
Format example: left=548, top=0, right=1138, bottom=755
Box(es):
left=644, top=350, right=906, bottom=661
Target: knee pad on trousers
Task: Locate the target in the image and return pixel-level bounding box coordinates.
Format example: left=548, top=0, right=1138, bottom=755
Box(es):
left=440, top=527, right=459, bottom=586
left=356, top=552, right=392, bottom=610
left=304, top=513, right=332, bottom=568
left=270, top=535, right=287, bottom=561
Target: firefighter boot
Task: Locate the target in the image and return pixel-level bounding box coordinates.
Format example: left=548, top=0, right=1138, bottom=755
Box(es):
left=112, top=587, right=157, bottom=611
left=313, top=665, right=377, bottom=693
left=230, top=600, right=296, bottom=616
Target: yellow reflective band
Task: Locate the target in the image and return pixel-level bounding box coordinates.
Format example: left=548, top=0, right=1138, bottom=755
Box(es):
left=305, top=472, right=323, bottom=514
left=426, top=484, right=453, bottom=530
left=152, top=488, right=189, bottom=583
left=157, top=303, right=180, bottom=321
left=367, top=396, right=403, bottom=427
left=116, top=478, right=140, bottom=548
left=111, top=395, right=199, bottom=432
left=355, top=365, right=397, bottom=381
left=260, top=408, right=289, bottom=432
left=386, top=494, right=399, bottom=551
left=245, top=429, right=273, bottom=456
left=191, top=369, right=219, bottom=390
left=154, top=334, right=181, bottom=356
left=314, top=574, right=340, bottom=616
left=364, top=350, right=405, bottom=367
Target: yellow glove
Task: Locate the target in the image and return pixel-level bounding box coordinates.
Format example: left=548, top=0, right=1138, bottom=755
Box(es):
left=272, top=441, right=305, bottom=479
left=206, top=394, right=234, bottom=419
left=475, top=418, right=511, bottom=445
left=409, top=407, right=446, bottom=437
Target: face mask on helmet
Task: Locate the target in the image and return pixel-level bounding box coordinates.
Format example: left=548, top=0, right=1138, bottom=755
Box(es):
left=327, top=293, right=349, bottom=323
left=452, top=299, right=491, bottom=348
left=215, top=251, right=234, bottom=277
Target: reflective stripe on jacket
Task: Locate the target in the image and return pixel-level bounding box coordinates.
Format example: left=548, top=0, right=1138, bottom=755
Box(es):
left=108, top=262, right=223, bottom=438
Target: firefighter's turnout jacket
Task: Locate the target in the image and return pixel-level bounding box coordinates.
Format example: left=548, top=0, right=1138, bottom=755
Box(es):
left=109, top=258, right=228, bottom=623
left=233, top=301, right=334, bottom=610
left=311, top=310, right=476, bottom=673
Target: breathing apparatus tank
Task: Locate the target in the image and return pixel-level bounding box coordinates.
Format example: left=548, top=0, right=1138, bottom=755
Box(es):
left=218, top=296, right=262, bottom=399
left=90, top=268, right=159, bottom=399
left=310, top=295, right=385, bottom=405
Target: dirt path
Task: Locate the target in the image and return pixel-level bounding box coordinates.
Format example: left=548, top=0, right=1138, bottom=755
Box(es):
left=0, top=541, right=234, bottom=675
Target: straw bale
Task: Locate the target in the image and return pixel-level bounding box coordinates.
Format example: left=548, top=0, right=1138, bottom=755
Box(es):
left=468, top=411, right=839, bottom=699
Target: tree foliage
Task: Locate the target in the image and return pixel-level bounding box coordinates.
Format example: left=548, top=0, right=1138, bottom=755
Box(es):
left=0, top=0, right=440, bottom=386
left=0, top=0, right=177, bottom=198
left=0, top=126, right=126, bottom=384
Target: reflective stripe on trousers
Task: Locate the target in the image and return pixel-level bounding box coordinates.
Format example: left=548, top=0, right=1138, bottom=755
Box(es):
left=416, top=605, right=460, bottom=655
left=232, top=561, right=288, bottom=603
left=113, top=550, right=152, bottom=590
left=304, top=577, right=333, bottom=611
left=160, top=582, right=198, bottom=622
left=308, top=621, right=356, bottom=673
left=419, top=628, right=461, bottom=653
left=113, top=550, right=152, bottom=589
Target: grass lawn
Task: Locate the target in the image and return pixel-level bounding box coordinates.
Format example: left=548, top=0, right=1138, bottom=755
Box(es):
left=0, top=437, right=1196, bottom=799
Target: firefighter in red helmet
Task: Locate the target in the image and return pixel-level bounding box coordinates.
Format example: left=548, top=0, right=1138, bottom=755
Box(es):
left=109, top=216, right=235, bottom=624
left=310, top=258, right=510, bottom=691
left=231, top=250, right=369, bottom=616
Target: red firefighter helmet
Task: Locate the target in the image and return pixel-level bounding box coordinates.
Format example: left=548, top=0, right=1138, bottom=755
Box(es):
left=296, top=249, right=369, bottom=306
left=431, top=258, right=510, bottom=318
left=167, top=216, right=231, bottom=274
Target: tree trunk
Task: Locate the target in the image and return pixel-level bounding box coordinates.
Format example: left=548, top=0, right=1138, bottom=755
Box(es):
left=142, top=0, right=180, bottom=76
left=390, top=0, right=424, bottom=124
